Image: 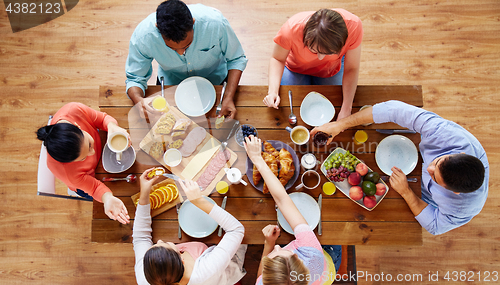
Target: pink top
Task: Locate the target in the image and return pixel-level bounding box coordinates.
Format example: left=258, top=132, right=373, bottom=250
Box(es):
left=176, top=242, right=209, bottom=260
left=256, top=224, right=328, bottom=285
left=274, top=9, right=363, bottom=77
left=47, top=102, right=117, bottom=202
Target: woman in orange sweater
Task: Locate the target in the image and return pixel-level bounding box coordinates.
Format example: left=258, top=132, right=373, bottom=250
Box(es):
left=37, top=102, right=130, bottom=224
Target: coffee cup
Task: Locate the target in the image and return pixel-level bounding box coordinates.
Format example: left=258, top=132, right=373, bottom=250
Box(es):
left=295, top=170, right=321, bottom=190
left=224, top=168, right=248, bottom=186
left=163, top=148, right=182, bottom=167
left=285, top=126, right=310, bottom=145
left=107, top=132, right=129, bottom=161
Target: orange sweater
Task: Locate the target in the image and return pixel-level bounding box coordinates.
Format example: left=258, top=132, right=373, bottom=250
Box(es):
left=47, top=102, right=117, bottom=202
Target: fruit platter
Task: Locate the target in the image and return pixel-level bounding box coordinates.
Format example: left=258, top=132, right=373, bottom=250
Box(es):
left=320, top=147, right=389, bottom=211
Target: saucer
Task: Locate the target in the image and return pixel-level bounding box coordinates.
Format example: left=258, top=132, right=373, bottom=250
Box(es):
left=102, top=144, right=136, bottom=173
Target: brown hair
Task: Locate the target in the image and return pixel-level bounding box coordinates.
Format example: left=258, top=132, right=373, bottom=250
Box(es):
left=143, top=246, right=184, bottom=285
left=303, top=9, right=348, bottom=55
left=262, top=254, right=309, bottom=285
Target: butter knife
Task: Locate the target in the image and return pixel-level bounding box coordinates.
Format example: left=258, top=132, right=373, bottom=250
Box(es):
left=218, top=196, right=228, bottom=237
left=162, top=173, right=180, bottom=181
left=376, top=129, right=416, bottom=134
left=318, top=194, right=322, bottom=236
left=176, top=203, right=182, bottom=239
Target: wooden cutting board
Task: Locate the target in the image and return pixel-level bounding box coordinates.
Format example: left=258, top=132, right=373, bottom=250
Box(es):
left=131, top=178, right=182, bottom=217
left=139, top=104, right=237, bottom=195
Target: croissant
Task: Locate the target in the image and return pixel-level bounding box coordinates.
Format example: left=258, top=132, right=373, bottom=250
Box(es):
left=262, top=152, right=279, bottom=194
left=252, top=164, right=262, bottom=185
left=278, top=148, right=295, bottom=186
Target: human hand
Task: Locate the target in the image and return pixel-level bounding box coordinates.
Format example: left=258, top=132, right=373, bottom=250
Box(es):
left=336, top=107, right=352, bottom=121
left=220, top=98, right=237, bottom=119
left=102, top=192, right=130, bottom=224
left=139, top=168, right=160, bottom=195
left=178, top=179, right=202, bottom=202
left=263, top=93, right=280, bottom=109
left=244, top=135, right=263, bottom=163
left=262, top=224, right=280, bottom=245
left=389, top=167, right=411, bottom=196
left=310, top=122, right=343, bottom=145
left=107, top=123, right=132, bottom=147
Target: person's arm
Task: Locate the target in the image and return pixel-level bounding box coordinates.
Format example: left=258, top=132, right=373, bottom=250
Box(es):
left=178, top=180, right=245, bottom=283
left=125, top=36, right=153, bottom=104
left=310, top=105, right=374, bottom=145
left=244, top=136, right=307, bottom=229
left=263, top=43, right=290, bottom=109
left=219, top=69, right=243, bottom=119
left=257, top=225, right=280, bottom=277
left=133, top=168, right=160, bottom=285
left=389, top=167, right=428, bottom=216
left=337, top=45, right=362, bottom=121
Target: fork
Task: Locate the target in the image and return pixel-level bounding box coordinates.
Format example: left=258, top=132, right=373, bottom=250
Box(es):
left=215, top=81, right=227, bottom=116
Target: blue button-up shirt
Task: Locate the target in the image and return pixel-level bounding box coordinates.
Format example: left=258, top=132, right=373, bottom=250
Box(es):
left=373, top=100, right=489, bottom=235
left=125, top=4, right=248, bottom=94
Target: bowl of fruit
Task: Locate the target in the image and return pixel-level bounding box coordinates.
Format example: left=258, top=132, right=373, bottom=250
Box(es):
left=320, top=148, right=389, bottom=211
left=235, top=124, right=258, bottom=147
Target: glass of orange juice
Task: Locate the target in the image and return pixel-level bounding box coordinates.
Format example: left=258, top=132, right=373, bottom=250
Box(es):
left=152, top=96, right=168, bottom=112
left=322, top=182, right=336, bottom=195
left=353, top=130, right=368, bottom=145
left=216, top=181, right=229, bottom=194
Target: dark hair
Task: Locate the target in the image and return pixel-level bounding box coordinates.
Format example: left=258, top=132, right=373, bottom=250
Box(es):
left=303, top=9, right=348, bottom=55
left=156, top=0, right=193, bottom=43
left=438, top=154, right=485, bottom=193
left=144, top=246, right=184, bottom=285
left=36, top=123, right=84, bottom=163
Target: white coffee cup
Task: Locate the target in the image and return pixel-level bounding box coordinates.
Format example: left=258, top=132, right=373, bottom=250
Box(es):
left=107, top=132, right=129, bottom=161
left=285, top=126, right=310, bottom=145
left=224, top=168, right=248, bottom=186
left=295, top=170, right=321, bottom=190
left=163, top=148, right=182, bottom=167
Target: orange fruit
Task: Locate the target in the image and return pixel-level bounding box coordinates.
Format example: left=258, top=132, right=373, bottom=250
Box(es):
left=165, top=185, right=175, bottom=202
left=170, top=185, right=179, bottom=200
left=150, top=192, right=161, bottom=209
left=155, top=189, right=167, bottom=206
left=149, top=196, right=156, bottom=209
left=159, top=187, right=171, bottom=204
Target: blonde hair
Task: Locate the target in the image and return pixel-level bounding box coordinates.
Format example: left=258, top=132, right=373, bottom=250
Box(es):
left=262, top=254, right=309, bottom=285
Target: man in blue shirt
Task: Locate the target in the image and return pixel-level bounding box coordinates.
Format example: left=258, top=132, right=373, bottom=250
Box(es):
left=126, top=0, right=248, bottom=119
left=311, top=100, right=488, bottom=235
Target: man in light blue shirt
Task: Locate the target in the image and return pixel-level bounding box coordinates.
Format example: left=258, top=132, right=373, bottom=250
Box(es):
left=126, top=0, right=248, bottom=118
left=311, top=100, right=488, bottom=235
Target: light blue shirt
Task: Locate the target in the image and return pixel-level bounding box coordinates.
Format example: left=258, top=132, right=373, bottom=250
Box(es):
left=125, top=4, right=248, bottom=94
left=373, top=101, right=489, bottom=235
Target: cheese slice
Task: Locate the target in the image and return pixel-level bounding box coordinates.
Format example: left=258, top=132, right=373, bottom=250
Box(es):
left=180, top=137, right=221, bottom=180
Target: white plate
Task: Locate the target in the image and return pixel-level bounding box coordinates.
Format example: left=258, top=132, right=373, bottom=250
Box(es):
left=178, top=197, right=218, bottom=238
left=300, top=91, right=335, bottom=126
left=246, top=140, right=300, bottom=192
left=277, top=192, right=320, bottom=234
left=175, top=76, right=216, bottom=117
left=375, top=135, right=418, bottom=176
left=102, top=144, right=136, bottom=173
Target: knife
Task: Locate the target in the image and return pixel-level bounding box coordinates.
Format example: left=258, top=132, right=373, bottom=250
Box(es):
left=376, top=129, right=416, bottom=134
left=381, top=175, right=418, bottom=183
left=176, top=202, right=182, bottom=239
left=318, top=194, right=322, bottom=236
left=220, top=121, right=240, bottom=160
left=218, top=196, right=228, bottom=237
left=162, top=173, right=180, bottom=181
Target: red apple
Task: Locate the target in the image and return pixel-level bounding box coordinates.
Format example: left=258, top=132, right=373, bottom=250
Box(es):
left=363, top=195, right=377, bottom=208
left=356, top=163, right=369, bottom=176
left=349, top=186, right=364, bottom=201
left=375, top=183, right=387, bottom=196
left=347, top=172, right=362, bottom=186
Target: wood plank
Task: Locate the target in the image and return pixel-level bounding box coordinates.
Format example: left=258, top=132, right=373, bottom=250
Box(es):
left=99, top=85, right=423, bottom=107
left=91, top=219, right=422, bottom=245
left=92, top=197, right=416, bottom=222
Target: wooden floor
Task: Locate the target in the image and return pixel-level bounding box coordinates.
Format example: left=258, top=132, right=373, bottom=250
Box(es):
left=0, top=0, right=499, bottom=284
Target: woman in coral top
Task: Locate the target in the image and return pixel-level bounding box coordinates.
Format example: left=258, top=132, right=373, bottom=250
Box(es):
left=36, top=102, right=131, bottom=224
left=263, top=8, right=363, bottom=121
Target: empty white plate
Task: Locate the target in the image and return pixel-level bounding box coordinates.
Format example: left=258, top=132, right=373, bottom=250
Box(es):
left=175, top=76, right=216, bottom=117
left=178, top=197, right=218, bottom=238
left=300, top=91, right=335, bottom=126
left=277, top=192, right=320, bottom=234
left=375, top=135, right=418, bottom=176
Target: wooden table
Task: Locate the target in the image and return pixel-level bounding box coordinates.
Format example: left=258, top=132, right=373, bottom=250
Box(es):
left=92, top=85, right=423, bottom=246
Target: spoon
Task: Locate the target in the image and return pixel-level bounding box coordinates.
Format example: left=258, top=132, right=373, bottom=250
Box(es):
left=288, top=90, right=297, bottom=125
left=102, top=174, right=137, bottom=183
